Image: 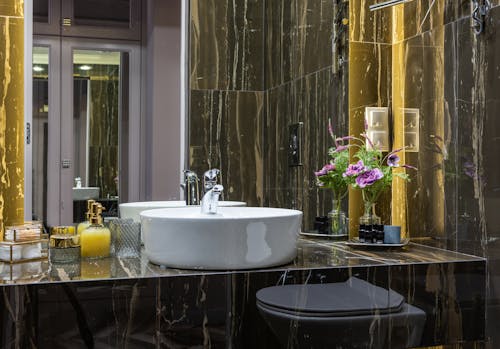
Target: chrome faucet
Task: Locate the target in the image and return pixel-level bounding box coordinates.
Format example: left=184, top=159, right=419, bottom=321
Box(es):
left=203, top=168, right=221, bottom=193
left=201, top=184, right=224, bottom=214
left=181, top=170, right=200, bottom=205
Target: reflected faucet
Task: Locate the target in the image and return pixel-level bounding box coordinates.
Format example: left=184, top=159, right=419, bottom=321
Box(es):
left=181, top=170, right=200, bottom=205
left=201, top=184, right=224, bottom=214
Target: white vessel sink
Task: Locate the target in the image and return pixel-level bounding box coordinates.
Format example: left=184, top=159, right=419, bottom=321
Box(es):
left=140, top=207, right=302, bottom=270
left=119, top=200, right=246, bottom=222
left=73, top=187, right=100, bottom=200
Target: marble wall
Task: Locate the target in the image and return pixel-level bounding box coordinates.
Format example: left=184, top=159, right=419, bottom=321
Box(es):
left=0, top=0, right=24, bottom=232
left=76, top=65, right=120, bottom=199
left=189, top=0, right=348, bottom=229
left=348, top=0, right=500, bottom=346
left=88, top=75, right=120, bottom=199
left=0, top=258, right=486, bottom=348
left=440, top=1, right=500, bottom=347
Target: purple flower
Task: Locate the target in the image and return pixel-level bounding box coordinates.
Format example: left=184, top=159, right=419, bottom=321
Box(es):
left=355, top=168, right=384, bottom=188
left=387, top=154, right=400, bottom=167
left=343, top=160, right=366, bottom=177
left=334, top=145, right=348, bottom=153
left=314, top=163, right=335, bottom=177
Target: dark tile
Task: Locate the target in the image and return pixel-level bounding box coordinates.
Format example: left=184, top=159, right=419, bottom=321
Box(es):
left=189, top=90, right=264, bottom=206
left=388, top=262, right=486, bottom=347
left=265, top=0, right=294, bottom=88
left=35, top=279, right=157, bottom=348
left=190, top=0, right=265, bottom=91
left=292, top=0, right=335, bottom=78
left=157, top=275, right=228, bottom=347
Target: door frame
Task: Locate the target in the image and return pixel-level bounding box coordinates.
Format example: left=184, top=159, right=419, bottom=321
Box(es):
left=29, top=36, right=142, bottom=225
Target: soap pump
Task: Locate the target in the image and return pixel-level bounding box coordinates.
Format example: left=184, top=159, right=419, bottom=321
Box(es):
left=80, top=203, right=111, bottom=259
left=77, top=199, right=96, bottom=235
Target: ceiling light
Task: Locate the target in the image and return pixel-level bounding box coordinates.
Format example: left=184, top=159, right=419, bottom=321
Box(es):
left=33, top=66, right=44, bottom=72
left=79, top=65, right=92, bottom=71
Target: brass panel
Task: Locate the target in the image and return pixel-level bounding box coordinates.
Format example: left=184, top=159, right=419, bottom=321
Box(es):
left=0, top=4, right=24, bottom=235
left=0, top=0, right=23, bottom=18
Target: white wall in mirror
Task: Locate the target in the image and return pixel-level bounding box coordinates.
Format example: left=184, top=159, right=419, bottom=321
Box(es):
left=24, top=0, right=188, bottom=224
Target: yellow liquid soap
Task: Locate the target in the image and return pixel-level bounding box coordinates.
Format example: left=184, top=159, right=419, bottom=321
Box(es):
left=77, top=221, right=91, bottom=235
left=80, top=225, right=111, bottom=258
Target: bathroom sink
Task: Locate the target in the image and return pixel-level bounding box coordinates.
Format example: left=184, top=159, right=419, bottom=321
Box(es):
left=73, top=187, right=100, bottom=201
left=140, top=207, right=302, bottom=270
left=119, top=200, right=246, bottom=222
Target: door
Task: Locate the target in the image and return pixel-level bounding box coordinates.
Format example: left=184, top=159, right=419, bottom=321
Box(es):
left=30, top=37, right=141, bottom=226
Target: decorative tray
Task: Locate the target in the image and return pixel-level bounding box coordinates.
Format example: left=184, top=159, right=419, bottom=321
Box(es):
left=344, top=238, right=410, bottom=248
left=300, top=231, right=348, bottom=239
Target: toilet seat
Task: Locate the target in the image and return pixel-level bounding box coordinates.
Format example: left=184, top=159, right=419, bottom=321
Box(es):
left=256, top=277, right=426, bottom=348
left=256, top=277, right=405, bottom=317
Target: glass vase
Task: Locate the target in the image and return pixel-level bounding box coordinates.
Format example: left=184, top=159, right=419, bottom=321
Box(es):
left=328, top=199, right=348, bottom=237
left=359, top=202, right=381, bottom=225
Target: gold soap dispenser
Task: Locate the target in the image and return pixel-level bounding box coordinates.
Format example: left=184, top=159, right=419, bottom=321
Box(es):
left=80, top=203, right=111, bottom=259
left=77, top=200, right=96, bottom=235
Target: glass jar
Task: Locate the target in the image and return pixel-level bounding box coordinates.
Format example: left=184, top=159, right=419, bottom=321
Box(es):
left=328, top=199, right=348, bottom=237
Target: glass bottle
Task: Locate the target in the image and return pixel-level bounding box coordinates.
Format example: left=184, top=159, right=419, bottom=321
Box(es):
left=359, top=202, right=381, bottom=225
left=328, top=199, right=348, bottom=237
left=80, top=203, right=111, bottom=259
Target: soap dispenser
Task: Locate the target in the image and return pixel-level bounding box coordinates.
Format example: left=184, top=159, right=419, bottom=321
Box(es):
left=80, top=203, right=111, bottom=259
left=77, top=200, right=96, bottom=235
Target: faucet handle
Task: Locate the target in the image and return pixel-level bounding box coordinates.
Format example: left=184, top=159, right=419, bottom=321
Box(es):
left=181, top=170, right=200, bottom=205
left=203, top=168, right=220, bottom=191
left=183, top=170, right=199, bottom=183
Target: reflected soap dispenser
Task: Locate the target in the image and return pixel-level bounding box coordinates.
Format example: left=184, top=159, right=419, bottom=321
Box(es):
left=77, top=200, right=96, bottom=235
left=80, top=203, right=111, bottom=259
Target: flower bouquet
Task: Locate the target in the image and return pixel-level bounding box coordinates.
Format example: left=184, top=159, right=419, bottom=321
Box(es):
left=314, top=121, right=350, bottom=235
left=342, top=132, right=416, bottom=224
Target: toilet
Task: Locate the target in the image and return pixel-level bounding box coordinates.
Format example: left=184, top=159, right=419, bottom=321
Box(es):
left=256, top=277, right=426, bottom=348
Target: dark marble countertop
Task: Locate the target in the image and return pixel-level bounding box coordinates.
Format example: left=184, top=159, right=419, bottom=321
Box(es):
left=0, top=238, right=485, bottom=287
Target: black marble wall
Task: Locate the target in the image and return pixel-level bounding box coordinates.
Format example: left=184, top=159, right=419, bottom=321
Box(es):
left=0, top=260, right=485, bottom=348
left=86, top=66, right=120, bottom=199
left=355, top=0, right=500, bottom=346
left=441, top=1, right=500, bottom=347
left=189, top=0, right=348, bottom=229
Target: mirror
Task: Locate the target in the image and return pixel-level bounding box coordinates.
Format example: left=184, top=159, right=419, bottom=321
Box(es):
left=28, top=0, right=184, bottom=226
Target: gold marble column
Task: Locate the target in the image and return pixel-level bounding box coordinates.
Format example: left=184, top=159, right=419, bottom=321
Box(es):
left=0, top=0, right=24, bottom=235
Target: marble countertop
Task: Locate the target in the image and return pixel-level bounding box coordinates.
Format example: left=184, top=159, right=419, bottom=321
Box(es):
left=0, top=238, right=485, bottom=286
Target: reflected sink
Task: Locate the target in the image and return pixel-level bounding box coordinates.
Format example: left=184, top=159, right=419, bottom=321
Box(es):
left=140, top=207, right=302, bottom=270
left=73, top=187, right=100, bottom=201
left=119, top=200, right=246, bottom=222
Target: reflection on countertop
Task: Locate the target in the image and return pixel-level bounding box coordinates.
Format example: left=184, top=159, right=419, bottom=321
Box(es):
left=0, top=238, right=485, bottom=286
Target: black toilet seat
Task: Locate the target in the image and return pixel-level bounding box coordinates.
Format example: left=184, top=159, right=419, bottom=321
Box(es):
left=256, top=277, right=405, bottom=317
